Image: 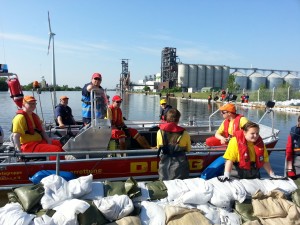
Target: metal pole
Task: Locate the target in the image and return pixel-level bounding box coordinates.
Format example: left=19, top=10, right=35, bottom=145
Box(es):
left=258, top=88, right=260, bottom=102
left=288, top=86, right=290, bottom=100
left=272, top=87, right=275, bottom=101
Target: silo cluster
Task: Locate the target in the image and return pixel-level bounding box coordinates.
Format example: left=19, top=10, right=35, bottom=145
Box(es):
left=177, top=63, right=230, bottom=91
left=233, top=71, right=300, bottom=90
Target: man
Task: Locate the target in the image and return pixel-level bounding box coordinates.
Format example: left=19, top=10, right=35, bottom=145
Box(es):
left=159, top=99, right=172, bottom=121
left=206, top=103, right=248, bottom=146
left=81, top=72, right=108, bottom=125
left=157, top=108, right=191, bottom=180
left=107, top=95, right=152, bottom=150
left=12, top=95, right=64, bottom=160
left=55, top=96, right=76, bottom=128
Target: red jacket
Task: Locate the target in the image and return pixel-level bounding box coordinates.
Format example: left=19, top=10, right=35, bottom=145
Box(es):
left=223, top=114, right=243, bottom=138
left=16, top=110, right=43, bottom=135
left=108, top=105, right=123, bottom=126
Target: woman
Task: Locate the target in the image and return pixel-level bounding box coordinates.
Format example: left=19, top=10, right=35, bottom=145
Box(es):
left=156, top=108, right=191, bottom=180
left=218, top=121, right=282, bottom=181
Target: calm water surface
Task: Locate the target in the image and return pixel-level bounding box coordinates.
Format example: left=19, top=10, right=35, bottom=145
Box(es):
left=0, top=91, right=298, bottom=175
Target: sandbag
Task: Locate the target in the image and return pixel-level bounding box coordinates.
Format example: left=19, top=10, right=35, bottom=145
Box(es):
left=146, top=180, right=168, bottom=200
left=106, top=216, right=142, bottom=225
left=291, top=189, right=300, bottom=207
left=105, top=177, right=141, bottom=198
left=13, top=183, right=44, bottom=213
left=77, top=200, right=109, bottom=225
left=234, top=199, right=258, bottom=223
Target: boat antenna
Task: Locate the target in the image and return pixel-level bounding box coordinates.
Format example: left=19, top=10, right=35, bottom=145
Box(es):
left=47, top=11, right=57, bottom=107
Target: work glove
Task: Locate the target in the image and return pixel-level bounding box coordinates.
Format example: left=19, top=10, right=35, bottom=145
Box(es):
left=218, top=172, right=231, bottom=182
left=269, top=172, right=286, bottom=180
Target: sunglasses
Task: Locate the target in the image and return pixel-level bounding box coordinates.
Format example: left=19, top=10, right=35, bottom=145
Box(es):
left=161, top=103, right=166, bottom=105
left=93, top=78, right=101, bottom=81
left=116, top=101, right=122, bottom=104
left=26, top=102, right=37, bottom=106
left=221, top=111, right=228, bottom=114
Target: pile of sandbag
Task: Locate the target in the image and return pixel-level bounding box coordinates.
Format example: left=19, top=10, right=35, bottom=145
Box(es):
left=1, top=174, right=300, bottom=225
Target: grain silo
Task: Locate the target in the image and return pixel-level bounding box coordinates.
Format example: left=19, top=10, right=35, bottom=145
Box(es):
left=214, top=66, right=222, bottom=88
left=222, top=66, right=230, bottom=88
left=188, top=64, right=198, bottom=91
left=205, top=65, right=214, bottom=87
left=233, top=71, right=248, bottom=90
left=249, top=72, right=266, bottom=90
left=197, top=65, right=206, bottom=90
left=284, top=73, right=300, bottom=89
left=177, top=63, right=189, bottom=88
left=267, top=72, right=283, bottom=89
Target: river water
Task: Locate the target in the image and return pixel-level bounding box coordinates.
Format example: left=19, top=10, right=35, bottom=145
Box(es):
left=0, top=90, right=298, bottom=175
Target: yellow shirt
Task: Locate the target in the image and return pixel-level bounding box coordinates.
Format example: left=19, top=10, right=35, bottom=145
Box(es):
left=223, top=137, right=269, bottom=162
left=12, top=114, right=43, bottom=144
left=217, top=117, right=248, bottom=136
left=156, top=130, right=191, bottom=152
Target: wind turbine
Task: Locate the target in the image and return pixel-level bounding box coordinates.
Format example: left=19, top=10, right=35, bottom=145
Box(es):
left=47, top=11, right=57, bottom=107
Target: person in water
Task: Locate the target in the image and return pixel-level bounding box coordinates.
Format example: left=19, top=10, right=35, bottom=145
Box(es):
left=285, top=115, right=300, bottom=179
left=157, top=108, right=191, bottom=180
left=159, top=98, right=172, bottom=121
left=12, top=95, right=65, bottom=161
left=206, top=103, right=248, bottom=146
left=218, top=121, right=282, bottom=181
left=107, top=95, right=152, bottom=150
left=81, top=72, right=108, bottom=125
left=55, top=95, right=76, bottom=128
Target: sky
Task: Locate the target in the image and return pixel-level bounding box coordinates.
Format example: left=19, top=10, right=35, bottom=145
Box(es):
left=0, top=0, right=299, bottom=89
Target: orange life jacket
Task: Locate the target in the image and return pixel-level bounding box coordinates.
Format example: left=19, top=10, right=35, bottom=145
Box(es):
left=235, top=130, right=265, bottom=170
left=223, top=114, right=243, bottom=138
left=108, top=105, right=123, bottom=126
left=16, top=110, right=43, bottom=135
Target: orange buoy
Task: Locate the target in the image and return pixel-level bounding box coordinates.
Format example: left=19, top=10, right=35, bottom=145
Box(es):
left=7, top=76, right=24, bottom=108
left=33, top=80, right=40, bottom=89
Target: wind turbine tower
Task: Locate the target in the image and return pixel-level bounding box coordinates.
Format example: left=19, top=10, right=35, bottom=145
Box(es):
left=47, top=11, right=57, bottom=106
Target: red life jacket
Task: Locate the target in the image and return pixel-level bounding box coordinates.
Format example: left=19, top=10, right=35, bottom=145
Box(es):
left=235, top=130, right=265, bottom=170
left=108, top=105, right=123, bottom=126
left=223, top=114, right=243, bottom=138
left=16, top=110, right=43, bottom=135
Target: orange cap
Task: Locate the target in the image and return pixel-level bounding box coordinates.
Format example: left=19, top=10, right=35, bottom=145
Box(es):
left=219, top=103, right=236, bottom=113
left=60, top=95, right=69, bottom=100
left=23, top=95, right=37, bottom=104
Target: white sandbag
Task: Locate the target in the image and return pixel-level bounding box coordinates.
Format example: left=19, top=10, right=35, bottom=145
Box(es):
left=80, top=181, right=104, bottom=200
left=41, top=175, right=72, bottom=209
left=94, top=195, right=134, bottom=221
left=52, top=199, right=90, bottom=225
left=68, top=174, right=93, bottom=198
left=226, top=179, right=247, bottom=203
left=0, top=202, right=35, bottom=225
left=270, top=178, right=298, bottom=195
left=163, top=179, right=189, bottom=202
left=33, top=214, right=53, bottom=225
left=139, top=201, right=166, bottom=225
left=197, top=203, right=220, bottom=225
left=219, top=208, right=242, bottom=225
left=240, top=179, right=277, bottom=197
left=174, top=178, right=213, bottom=205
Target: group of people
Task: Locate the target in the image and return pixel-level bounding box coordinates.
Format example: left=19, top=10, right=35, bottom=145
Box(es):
left=11, top=73, right=300, bottom=181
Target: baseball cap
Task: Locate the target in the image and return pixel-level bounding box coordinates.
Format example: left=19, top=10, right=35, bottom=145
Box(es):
left=92, top=73, right=102, bottom=79
left=160, top=99, right=167, bottom=105
left=60, top=96, right=69, bottom=100
left=112, top=95, right=122, bottom=102
left=23, top=95, right=37, bottom=104
left=219, top=103, right=236, bottom=113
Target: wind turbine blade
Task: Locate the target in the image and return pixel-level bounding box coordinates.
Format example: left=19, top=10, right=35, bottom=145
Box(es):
left=48, top=11, right=52, bottom=33
left=47, top=36, right=51, bottom=55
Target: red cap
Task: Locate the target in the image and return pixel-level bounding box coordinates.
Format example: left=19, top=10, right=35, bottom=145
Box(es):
left=112, top=95, right=122, bottom=102
left=92, top=73, right=102, bottom=79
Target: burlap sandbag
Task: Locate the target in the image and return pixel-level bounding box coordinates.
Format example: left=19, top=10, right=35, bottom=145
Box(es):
left=234, top=199, right=259, bottom=223
left=105, top=216, right=142, bottom=225
left=13, top=183, right=44, bottom=213
left=291, top=189, right=300, bottom=208
left=146, top=180, right=168, bottom=200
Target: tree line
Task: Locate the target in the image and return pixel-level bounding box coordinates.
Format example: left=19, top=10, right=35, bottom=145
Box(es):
left=0, top=78, right=82, bottom=91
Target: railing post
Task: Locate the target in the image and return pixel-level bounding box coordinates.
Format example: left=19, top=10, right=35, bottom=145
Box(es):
left=288, top=86, right=290, bottom=100
left=258, top=88, right=260, bottom=102
left=272, top=87, right=275, bottom=101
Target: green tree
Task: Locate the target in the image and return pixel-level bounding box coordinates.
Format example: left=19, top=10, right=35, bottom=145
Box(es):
left=143, top=86, right=150, bottom=92
left=227, top=74, right=240, bottom=93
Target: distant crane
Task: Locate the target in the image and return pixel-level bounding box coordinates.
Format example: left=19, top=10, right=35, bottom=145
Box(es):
left=47, top=11, right=57, bottom=106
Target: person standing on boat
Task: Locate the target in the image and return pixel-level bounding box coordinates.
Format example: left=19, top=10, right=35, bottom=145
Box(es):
left=157, top=108, right=191, bottom=180
left=55, top=95, right=76, bottom=128
left=218, top=121, right=282, bottom=181
left=81, top=73, right=108, bottom=125
left=205, top=103, right=248, bottom=146
left=107, top=95, right=152, bottom=150
left=12, top=95, right=65, bottom=160
left=285, top=115, right=300, bottom=179
left=159, top=99, right=172, bottom=121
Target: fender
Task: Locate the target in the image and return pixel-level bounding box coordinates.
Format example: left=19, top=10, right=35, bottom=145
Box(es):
left=7, top=75, right=24, bottom=108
